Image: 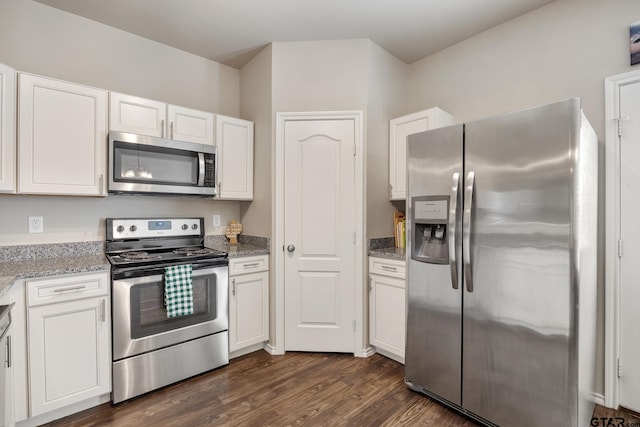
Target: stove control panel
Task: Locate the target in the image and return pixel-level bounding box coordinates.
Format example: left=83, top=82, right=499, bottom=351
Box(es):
left=108, top=218, right=202, bottom=239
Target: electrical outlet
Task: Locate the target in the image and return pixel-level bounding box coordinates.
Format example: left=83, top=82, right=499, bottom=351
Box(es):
left=29, top=216, right=44, bottom=233
left=213, top=214, right=221, bottom=227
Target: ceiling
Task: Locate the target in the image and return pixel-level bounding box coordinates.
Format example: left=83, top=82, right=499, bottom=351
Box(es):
left=35, top=0, right=557, bottom=69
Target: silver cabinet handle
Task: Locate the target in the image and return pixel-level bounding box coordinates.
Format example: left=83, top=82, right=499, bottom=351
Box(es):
left=232, top=278, right=236, bottom=296
left=369, top=277, right=372, bottom=292
left=6, top=335, right=11, bottom=368
left=243, top=262, right=260, bottom=268
left=53, top=285, right=86, bottom=293
left=287, top=245, right=295, bottom=253
left=161, top=119, right=165, bottom=138
left=380, top=265, right=397, bottom=272
left=170, top=121, right=174, bottom=139
left=449, top=172, right=460, bottom=290
left=463, top=171, right=475, bottom=293
left=100, top=299, right=106, bottom=322
left=99, top=174, right=104, bottom=195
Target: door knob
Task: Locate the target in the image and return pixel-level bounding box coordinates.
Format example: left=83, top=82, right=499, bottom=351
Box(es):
left=287, top=244, right=295, bottom=253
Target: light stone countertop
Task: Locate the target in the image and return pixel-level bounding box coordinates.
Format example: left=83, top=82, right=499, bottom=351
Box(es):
left=0, top=254, right=110, bottom=300
left=0, top=236, right=272, bottom=300
left=368, top=247, right=406, bottom=261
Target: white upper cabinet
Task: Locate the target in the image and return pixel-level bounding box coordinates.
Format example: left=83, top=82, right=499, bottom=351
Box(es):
left=109, top=92, right=165, bottom=137
left=0, top=63, right=16, bottom=193
left=215, top=114, right=254, bottom=200
left=389, top=107, right=453, bottom=200
left=110, top=92, right=214, bottom=145
left=167, top=104, right=214, bottom=145
left=18, top=73, right=107, bottom=196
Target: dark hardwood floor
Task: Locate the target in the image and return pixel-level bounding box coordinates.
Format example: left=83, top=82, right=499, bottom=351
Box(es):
left=44, top=351, right=637, bottom=427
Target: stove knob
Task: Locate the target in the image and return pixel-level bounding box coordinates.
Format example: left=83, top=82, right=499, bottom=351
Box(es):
left=129, top=225, right=137, bottom=232
left=116, top=225, right=124, bottom=233
left=192, top=224, right=198, bottom=230
left=182, top=224, right=188, bottom=231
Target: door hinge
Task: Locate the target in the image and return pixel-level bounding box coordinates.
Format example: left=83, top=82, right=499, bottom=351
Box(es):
left=617, top=118, right=623, bottom=137
left=617, top=358, right=622, bottom=378
left=617, top=116, right=630, bottom=137
left=618, top=238, right=623, bottom=258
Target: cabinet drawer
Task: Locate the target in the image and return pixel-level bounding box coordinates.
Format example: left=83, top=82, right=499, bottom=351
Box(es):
left=229, top=255, right=269, bottom=275
left=27, top=272, right=109, bottom=307
left=369, top=257, right=406, bottom=279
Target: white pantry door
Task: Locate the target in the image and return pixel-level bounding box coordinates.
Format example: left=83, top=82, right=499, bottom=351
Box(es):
left=283, top=118, right=356, bottom=352
left=619, top=79, right=640, bottom=413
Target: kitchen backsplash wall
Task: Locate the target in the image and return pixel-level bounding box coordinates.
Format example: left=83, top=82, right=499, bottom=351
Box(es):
left=0, top=194, right=242, bottom=246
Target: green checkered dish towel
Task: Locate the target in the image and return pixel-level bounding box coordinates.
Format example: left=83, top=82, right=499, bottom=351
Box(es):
left=164, top=264, right=194, bottom=318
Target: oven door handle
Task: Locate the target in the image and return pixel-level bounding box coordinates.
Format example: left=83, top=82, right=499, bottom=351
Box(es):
left=113, top=265, right=225, bottom=285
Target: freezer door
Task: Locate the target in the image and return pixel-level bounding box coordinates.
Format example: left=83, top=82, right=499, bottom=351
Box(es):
left=405, top=124, right=463, bottom=406
left=462, top=99, right=579, bottom=426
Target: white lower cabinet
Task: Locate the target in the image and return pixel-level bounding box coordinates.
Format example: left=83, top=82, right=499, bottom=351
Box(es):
left=369, top=256, right=406, bottom=363
left=26, top=272, right=110, bottom=418
left=228, top=255, right=269, bottom=355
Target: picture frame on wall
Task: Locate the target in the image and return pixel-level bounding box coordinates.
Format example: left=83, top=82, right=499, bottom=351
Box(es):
left=631, top=20, right=640, bottom=65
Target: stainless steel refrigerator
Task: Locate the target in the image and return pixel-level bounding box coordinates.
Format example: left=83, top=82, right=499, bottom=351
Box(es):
left=405, top=98, right=597, bottom=427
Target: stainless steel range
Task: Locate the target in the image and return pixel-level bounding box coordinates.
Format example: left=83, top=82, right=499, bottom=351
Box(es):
left=105, top=217, right=229, bottom=404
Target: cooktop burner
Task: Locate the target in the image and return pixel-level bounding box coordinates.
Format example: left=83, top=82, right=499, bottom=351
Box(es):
left=173, top=248, right=215, bottom=256
left=120, top=251, right=162, bottom=261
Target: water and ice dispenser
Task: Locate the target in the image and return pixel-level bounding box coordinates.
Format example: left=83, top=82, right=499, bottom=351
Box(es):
left=411, top=196, right=449, bottom=264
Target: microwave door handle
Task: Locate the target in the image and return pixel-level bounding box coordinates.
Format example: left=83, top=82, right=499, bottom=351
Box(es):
left=197, top=152, right=205, bottom=187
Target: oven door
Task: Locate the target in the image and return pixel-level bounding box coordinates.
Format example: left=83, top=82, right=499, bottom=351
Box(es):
left=112, top=264, right=228, bottom=360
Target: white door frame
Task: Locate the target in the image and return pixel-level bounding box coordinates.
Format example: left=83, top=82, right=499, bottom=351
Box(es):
left=272, top=111, right=366, bottom=356
left=603, top=69, right=640, bottom=409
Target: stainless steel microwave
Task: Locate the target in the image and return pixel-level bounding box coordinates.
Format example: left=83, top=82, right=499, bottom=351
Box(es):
left=108, top=131, right=217, bottom=196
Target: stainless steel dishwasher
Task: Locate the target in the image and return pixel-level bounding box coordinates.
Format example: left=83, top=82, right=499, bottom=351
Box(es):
left=0, top=303, right=14, bottom=427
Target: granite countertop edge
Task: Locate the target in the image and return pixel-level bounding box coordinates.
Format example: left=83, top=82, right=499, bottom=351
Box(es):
left=368, top=247, right=406, bottom=260
left=0, top=254, right=111, bottom=300
left=207, top=243, right=270, bottom=258
left=0, top=235, right=272, bottom=299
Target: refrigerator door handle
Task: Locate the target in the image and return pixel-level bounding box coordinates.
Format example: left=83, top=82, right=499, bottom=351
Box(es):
left=449, top=172, right=460, bottom=289
left=463, top=171, right=475, bottom=292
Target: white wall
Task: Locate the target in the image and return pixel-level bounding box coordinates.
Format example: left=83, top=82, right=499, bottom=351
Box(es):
left=0, top=0, right=239, bottom=115
left=0, top=0, right=242, bottom=244
left=271, top=39, right=370, bottom=112
left=406, top=0, right=640, bottom=397
left=366, top=41, right=408, bottom=238
left=239, top=45, right=273, bottom=238
left=407, top=0, right=636, bottom=137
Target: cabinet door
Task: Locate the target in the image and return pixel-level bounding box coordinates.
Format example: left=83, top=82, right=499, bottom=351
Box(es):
left=28, top=297, right=110, bottom=417
left=216, top=115, right=254, bottom=200
left=229, top=271, right=268, bottom=352
left=369, top=273, right=406, bottom=362
left=167, top=104, right=214, bottom=145
left=389, top=108, right=453, bottom=200
left=109, top=92, right=166, bottom=137
left=18, top=74, right=107, bottom=196
left=0, top=63, right=16, bottom=194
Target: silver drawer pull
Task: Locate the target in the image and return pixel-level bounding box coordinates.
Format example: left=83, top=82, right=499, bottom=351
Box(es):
left=53, top=285, right=86, bottom=293
left=380, top=265, right=397, bottom=272
left=243, top=262, right=260, bottom=268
